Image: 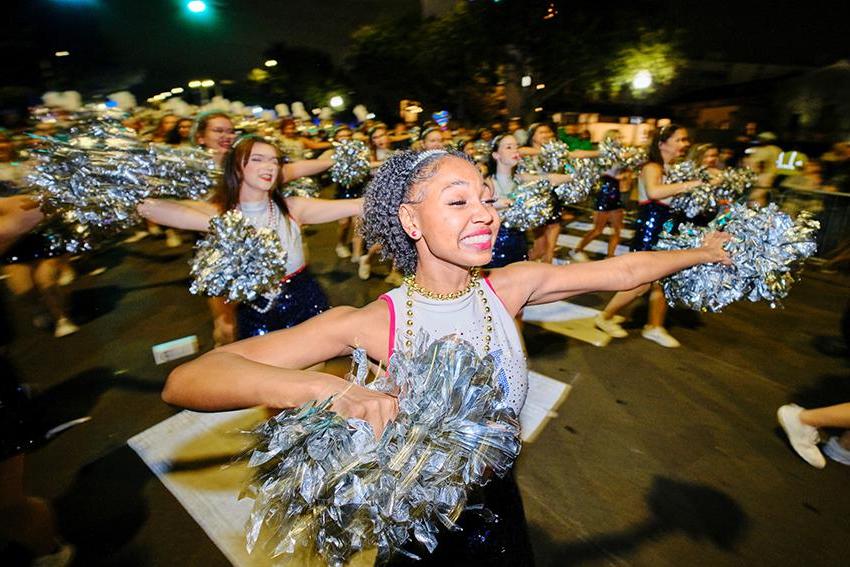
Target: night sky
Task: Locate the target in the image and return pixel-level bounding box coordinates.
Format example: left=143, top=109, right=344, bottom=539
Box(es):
left=7, top=0, right=847, bottom=100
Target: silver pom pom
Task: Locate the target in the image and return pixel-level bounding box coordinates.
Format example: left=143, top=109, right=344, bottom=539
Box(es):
left=330, top=139, right=371, bottom=189
left=28, top=111, right=218, bottom=245
left=665, top=160, right=714, bottom=218
left=597, top=137, right=647, bottom=171
left=715, top=167, right=757, bottom=202
left=501, top=179, right=554, bottom=230
left=553, top=158, right=599, bottom=204
left=280, top=176, right=320, bottom=198
left=242, top=333, right=521, bottom=565
left=538, top=140, right=570, bottom=173
left=189, top=210, right=288, bottom=302
left=656, top=203, right=819, bottom=312
left=470, top=139, right=491, bottom=164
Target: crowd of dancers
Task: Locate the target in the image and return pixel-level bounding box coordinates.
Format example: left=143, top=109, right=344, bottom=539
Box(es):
left=1, top=105, right=848, bottom=566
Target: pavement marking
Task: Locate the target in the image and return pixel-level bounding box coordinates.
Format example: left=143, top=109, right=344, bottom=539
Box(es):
left=523, top=301, right=612, bottom=347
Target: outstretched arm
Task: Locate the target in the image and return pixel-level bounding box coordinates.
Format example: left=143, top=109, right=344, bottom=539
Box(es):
left=285, top=196, right=363, bottom=225
left=489, top=232, right=731, bottom=313
left=137, top=198, right=217, bottom=231
left=163, top=301, right=397, bottom=436
left=282, top=158, right=333, bottom=182
left=0, top=195, right=44, bottom=253
left=643, top=162, right=701, bottom=200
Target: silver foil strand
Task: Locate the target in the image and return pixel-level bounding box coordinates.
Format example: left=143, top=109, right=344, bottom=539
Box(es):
left=500, top=178, right=554, bottom=230
left=189, top=210, right=288, bottom=302
left=242, top=333, right=521, bottom=566
left=280, top=176, right=320, bottom=198
left=554, top=158, right=600, bottom=204
left=655, top=203, right=819, bottom=312
left=330, top=139, right=371, bottom=189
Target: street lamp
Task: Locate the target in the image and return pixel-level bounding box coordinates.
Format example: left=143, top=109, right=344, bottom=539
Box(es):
left=264, top=59, right=278, bottom=68
left=521, top=75, right=532, bottom=88
left=632, top=70, right=653, bottom=91
left=329, top=95, right=344, bottom=110
left=188, top=80, right=202, bottom=88
left=171, top=87, right=184, bottom=94
left=54, top=51, right=70, bottom=57
left=186, top=1, right=206, bottom=13
left=200, top=79, right=215, bottom=88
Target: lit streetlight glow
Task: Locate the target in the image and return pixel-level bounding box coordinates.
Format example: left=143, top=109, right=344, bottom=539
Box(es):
left=200, top=79, right=215, bottom=88
left=329, top=95, right=345, bottom=110
left=187, top=1, right=207, bottom=13
left=171, top=87, right=184, bottom=94
left=535, top=83, right=546, bottom=90
left=521, top=75, right=532, bottom=88
left=264, top=59, right=278, bottom=67
left=55, top=51, right=70, bottom=57
left=632, top=70, right=653, bottom=90
left=188, top=80, right=202, bottom=88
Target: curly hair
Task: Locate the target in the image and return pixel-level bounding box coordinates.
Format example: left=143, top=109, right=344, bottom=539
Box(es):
left=361, top=149, right=473, bottom=275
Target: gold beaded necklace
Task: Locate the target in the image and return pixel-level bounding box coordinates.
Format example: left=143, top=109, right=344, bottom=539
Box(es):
left=401, top=267, right=493, bottom=352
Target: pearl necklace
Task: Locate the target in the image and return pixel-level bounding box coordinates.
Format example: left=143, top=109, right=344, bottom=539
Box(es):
left=238, top=199, right=279, bottom=232
left=401, top=267, right=493, bottom=352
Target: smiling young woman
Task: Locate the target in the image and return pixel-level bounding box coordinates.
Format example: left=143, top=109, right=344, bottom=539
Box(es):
left=162, top=148, right=730, bottom=564
left=138, top=135, right=361, bottom=340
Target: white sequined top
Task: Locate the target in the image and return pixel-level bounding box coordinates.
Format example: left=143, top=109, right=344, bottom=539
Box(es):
left=381, top=278, right=528, bottom=413
left=238, top=200, right=305, bottom=275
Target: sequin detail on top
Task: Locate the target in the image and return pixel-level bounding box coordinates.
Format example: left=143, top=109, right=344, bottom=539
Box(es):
left=382, top=279, right=528, bottom=413
left=486, top=225, right=527, bottom=268
left=594, top=174, right=624, bottom=211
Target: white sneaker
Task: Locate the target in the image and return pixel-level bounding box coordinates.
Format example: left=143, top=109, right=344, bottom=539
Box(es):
left=335, top=244, right=352, bottom=258
left=57, top=267, right=76, bottom=286
left=777, top=404, right=825, bottom=468
left=641, top=326, right=680, bottom=348
left=358, top=256, right=371, bottom=280
left=33, top=543, right=75, bottom=567
left=350, top=254, right=361, bottom=263
left=611, top=314, right=626, bottom=324
left=54, top=317, right=80, bottom=338
left=595, top=314, right=627, bottom=338
left=569, top=250, right=590, bottom=262
left=823, top=436, right=850, bottom=466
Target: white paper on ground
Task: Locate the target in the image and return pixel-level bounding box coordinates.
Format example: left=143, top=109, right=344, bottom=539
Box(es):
left=521, top=370, right=571, bottom=443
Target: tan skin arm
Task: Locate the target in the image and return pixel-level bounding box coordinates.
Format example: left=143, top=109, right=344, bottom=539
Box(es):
left=642, top=162, right=704, bottom=201
left=137, top=199, right=218, bottom=231
left=299, top=137, right=332, bottom=151
left=0, top=195, right=44, bottom=254
left=285, top=196, right=363, bottom=225
left=487, top=232, right=731, bottom=315
left=282, top=158, right=333, bottom=182
left=163, top=299, right=398, bottom=436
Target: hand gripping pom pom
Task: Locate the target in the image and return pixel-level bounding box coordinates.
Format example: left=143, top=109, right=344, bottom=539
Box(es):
left=189, top=210, right=289, bottom=302
left=241, top=333, right=522, bottom=565
left=538, top=140, right=571, bottom=173
left=554, top=158, right=600, bottom=204
left=655, top=203, right=819, bottom=312
left=280, top=176, right=320, bottom=198
left=330, top=139, right=371, bottom=189
left=501, top=178, right=554, bottom=231
left=597, top=137, right=647, bottom=171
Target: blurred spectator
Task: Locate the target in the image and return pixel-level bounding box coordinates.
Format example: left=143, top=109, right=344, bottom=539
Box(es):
left=821, top=141, right=850, bottom=192
left=746, top=131, right=782, bottom=205
left=507, top=117, right=527, bottom=146
left=165, top=118, right=193, bottom=146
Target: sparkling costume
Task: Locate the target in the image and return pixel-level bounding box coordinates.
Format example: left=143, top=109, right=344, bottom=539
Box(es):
left=380, top=278, right=533, bottom=565
left=594, top=174, right=624, bottom=212
left=630, top=175, right=678, bottom=252
left=235, top=201, right=329, bottom=339
left=488, top=173, right=528, bottom=268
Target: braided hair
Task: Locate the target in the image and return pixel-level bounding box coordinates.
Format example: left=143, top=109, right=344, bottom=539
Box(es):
left=361, top=149, right=474, bottom=275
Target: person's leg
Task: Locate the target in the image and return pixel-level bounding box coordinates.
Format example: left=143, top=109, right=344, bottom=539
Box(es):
left=574, top=212, right=607, bottom=254
left=542, top=222, right=561, bottom=263
left=32, top=259, right=68, bottom=322
left=595, top=284, right=650, bottom=338
left=335, top=217, right=352, bottom=258
left=607, top=209, right=625, bottom=258
left=646, top=282, right=668, bottom=328
left=799, top=403, right=850, bottom=429
left=209, top=297, right=236, bottom=346
left=528, top=225, right=548, bottom=261
left=351, top=216, right=365, bottom=261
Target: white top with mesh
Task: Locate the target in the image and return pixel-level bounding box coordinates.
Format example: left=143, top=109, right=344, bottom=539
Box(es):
left=238, top=200, right=305, bottom=274
left=381, top=278, right=528, bottom=413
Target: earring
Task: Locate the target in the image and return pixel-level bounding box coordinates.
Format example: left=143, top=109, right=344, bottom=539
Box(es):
left=411, top=230, right=419, bottom=239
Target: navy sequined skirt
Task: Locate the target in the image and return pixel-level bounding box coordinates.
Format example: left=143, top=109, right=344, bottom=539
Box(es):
left=594, top=175, right=624, bottom=212
left=630, top=202, right=676, bottom=252
left=486, top=226, right=528, bottom=268
left=386, top=470, right=534, bottom=566
left=236, top=267, right=329, bottom=340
